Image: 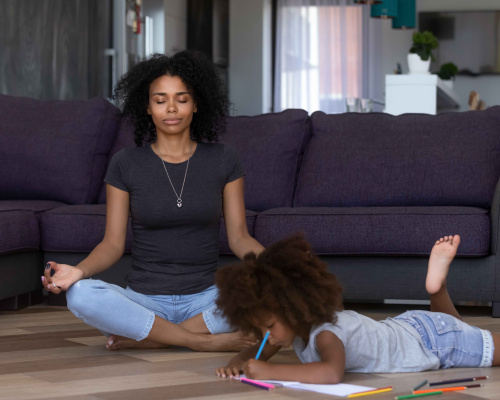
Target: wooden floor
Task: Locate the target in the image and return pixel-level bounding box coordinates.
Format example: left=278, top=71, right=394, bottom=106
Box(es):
left=0, top=302, right=499, bottom=400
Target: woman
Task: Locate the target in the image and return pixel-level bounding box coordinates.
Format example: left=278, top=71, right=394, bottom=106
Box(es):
left=42, top=51, right=264, bottom=351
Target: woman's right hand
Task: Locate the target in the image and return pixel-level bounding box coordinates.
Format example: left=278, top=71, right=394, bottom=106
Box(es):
left=42, top=262, right=85, bottom=294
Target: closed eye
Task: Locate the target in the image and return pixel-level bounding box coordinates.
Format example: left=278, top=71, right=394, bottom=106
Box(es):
left=156, top=101, right=165, bottom=104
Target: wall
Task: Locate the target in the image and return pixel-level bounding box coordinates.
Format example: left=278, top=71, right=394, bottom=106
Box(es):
left=143, top=0, right=166, bottom=55
left=417, top=0, right=500, bottom=12
left=378, top=0, right=500, bottom=111
left=229, top=0, right=272, bottom=116
left=164, top=0, right=187, bottom=53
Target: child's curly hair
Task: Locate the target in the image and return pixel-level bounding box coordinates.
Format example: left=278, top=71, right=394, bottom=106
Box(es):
left=114, top=50, right=229, bottom=146
left=215, top=233, right=343, bottom=339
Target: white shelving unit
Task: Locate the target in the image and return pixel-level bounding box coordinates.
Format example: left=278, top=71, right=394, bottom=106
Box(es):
left=385, top=74, right=461, bottom=115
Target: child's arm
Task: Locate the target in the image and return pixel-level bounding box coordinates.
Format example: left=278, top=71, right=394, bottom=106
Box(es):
left=243, top=330, right=345, bottom=384
left=215, top=342, right=281, bottom=378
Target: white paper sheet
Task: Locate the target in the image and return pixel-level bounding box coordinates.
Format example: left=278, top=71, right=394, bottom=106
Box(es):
left=238, top=375, right=375, bottom=397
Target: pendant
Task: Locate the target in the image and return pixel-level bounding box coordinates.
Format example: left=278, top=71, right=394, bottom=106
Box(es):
left=177, top=199, right=182, bottom=208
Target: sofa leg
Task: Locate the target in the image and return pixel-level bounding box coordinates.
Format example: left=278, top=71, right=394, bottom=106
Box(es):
left=0, top=289, right=44, bottom=311
left=0, top=293, right=30, bottom=310
left=48, top=291, right=68, bottom=307
left=493, top=302, right=500, bottom=318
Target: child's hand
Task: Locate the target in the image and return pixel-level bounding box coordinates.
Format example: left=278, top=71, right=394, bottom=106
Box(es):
left=243, top=359, right=272, bottom=380
left=215, top=358, right=245, bottom=378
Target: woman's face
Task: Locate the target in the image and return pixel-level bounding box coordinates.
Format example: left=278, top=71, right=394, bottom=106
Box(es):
left=147, top=75, right=197, bottom=137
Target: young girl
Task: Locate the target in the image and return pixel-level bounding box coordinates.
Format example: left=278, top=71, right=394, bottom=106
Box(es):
left=215, top=234, right=499, bottom=384
left=42, top=51, right=264, bottom=352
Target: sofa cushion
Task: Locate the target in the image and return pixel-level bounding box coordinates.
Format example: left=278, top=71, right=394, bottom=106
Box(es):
left=40, top=205, right=133, bottom=253
left=254, top=207, right=490, bottom=256
left=0, top=95, right=120, bottom=205
left=41, top=205, right=257, bottom=256
left=0, top=210, right=39, bottom=255
left=221, top=109, right=310, bottom=211
left=0, top=200, right=66, bottom=213
left=97, top=118, right=136, bottom=204
left=219, top=210, right=258, bottom=254
left=295, top=108, right=500, bottom=208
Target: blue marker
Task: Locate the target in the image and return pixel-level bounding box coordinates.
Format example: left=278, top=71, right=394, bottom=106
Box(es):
left=255, top=331, right=270, bottom=360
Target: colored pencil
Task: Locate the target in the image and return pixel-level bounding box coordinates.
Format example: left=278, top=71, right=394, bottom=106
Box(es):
left=414, top=384, right=481, bottom=394
left=255, top=331, right=270, bottom=360
left=413, top=380, right=428, bottom=391
left=395, top=392, right=443, bottom=400
left=429, top=376, right=487, bottom=386
left=240, top=378, right=274, bottom=390
left=347, top=386, right=393, bottom=398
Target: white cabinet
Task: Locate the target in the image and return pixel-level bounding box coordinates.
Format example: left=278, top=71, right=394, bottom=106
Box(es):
left=385, top=74, right=461, bottom=115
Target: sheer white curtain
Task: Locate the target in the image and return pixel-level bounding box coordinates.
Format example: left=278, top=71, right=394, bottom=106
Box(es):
left=274, top=0, right=379, bottom=113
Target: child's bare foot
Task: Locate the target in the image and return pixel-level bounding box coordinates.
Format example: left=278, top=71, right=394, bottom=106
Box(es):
left=106, top=335, right=168, bottom=350
left=426, top=235, right=460, bottom=294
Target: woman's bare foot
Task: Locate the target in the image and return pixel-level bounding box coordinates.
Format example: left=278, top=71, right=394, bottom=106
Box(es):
left=196, top=331, right=257, bottom=352
left=106, top=335, right=168, bottom=350
left=106, top=331, right=256, bottom=352
left=426, top=235, right=460, bottom=294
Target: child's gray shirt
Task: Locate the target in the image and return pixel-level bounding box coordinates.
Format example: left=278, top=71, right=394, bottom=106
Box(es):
left=293, top=310, right=440, bottom=373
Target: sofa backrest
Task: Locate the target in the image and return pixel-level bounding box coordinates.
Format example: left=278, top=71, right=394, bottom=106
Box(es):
left=97, top=117, right=136, bottom=204
left=221, top=109, right=310, bottom=211
left=294, top=107, right=500, bottom=208
left=0, top=95, right=120, bottom=205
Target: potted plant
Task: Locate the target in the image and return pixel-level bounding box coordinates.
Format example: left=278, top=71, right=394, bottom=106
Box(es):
left=437, top=62, right=458, bottom=88
left=408, top=31, right=438, bottom=74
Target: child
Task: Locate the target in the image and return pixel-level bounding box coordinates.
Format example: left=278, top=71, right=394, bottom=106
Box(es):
left=214, top=234, right=499, bottom=384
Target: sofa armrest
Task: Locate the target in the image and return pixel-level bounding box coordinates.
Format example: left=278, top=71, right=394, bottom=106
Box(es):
left=490, top=177, right=500, bottom=255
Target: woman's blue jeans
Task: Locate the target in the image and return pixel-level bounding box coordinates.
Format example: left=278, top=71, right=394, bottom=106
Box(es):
left=66, top=279, right=233, bottom=341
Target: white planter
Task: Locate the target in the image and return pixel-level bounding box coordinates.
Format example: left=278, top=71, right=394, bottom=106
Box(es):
left=441, top=79, right=454, bottom=90
left=407, top=53, right=430, bottom=75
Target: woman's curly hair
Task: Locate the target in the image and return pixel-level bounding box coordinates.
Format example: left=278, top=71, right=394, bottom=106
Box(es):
left=215, top=233, right=343, bottom=339
left=113, top=50, right=229, bottom=146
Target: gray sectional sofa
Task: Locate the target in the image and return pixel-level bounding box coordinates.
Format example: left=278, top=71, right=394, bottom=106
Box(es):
left=2, top=93, right=500, bottom=316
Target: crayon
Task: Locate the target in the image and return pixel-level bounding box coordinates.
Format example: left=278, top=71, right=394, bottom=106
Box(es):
left=240, top=377, right=274, bottom=390
left=414, top=384, right=481, bottom=394
left=255, top=331, right=270, bottom=360
left=395, top=392, right=443, bottom=400
left=413, top=380, right=428, bottom=391
left=429, top=376, right=487, bottom=386
left=347, top=386, right=393, bottom=398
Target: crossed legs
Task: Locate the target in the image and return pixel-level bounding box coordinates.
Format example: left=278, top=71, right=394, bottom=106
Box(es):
left=66, top=281, right=255, bottom=352
left=107, top=313, right=255, bottom=351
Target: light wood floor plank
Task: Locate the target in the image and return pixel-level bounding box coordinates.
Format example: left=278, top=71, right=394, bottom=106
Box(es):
left=0, top=328, right=32, bottom=336
left=0, top=303, right=498, bottom=399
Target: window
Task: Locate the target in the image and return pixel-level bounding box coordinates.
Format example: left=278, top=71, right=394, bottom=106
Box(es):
left=275, top=0, right=368, bottom=113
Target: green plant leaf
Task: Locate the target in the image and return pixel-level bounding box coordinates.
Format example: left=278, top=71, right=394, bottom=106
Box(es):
left=409, top=31, right=438, bottom=62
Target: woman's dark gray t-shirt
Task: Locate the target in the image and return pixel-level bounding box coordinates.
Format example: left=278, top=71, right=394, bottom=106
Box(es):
left=104, top=142, right=244, bottom=295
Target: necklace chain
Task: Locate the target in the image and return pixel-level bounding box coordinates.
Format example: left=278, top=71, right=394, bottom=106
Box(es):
left=156, top=141, right=192, bottom=208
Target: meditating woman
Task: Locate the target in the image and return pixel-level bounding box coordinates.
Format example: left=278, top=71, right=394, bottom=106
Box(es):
left=42, top=50, right=264, bottom=351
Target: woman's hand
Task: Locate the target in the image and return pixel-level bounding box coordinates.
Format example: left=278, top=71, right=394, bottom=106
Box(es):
left=42, top=261, right=84, bottom=294
left=215, top=356, right=246, bottom=378
left=243, top=359, right=273, bottom=380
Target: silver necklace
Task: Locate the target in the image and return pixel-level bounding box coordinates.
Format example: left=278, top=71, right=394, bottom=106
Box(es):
left=156, top=141, right=192, bottom=208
